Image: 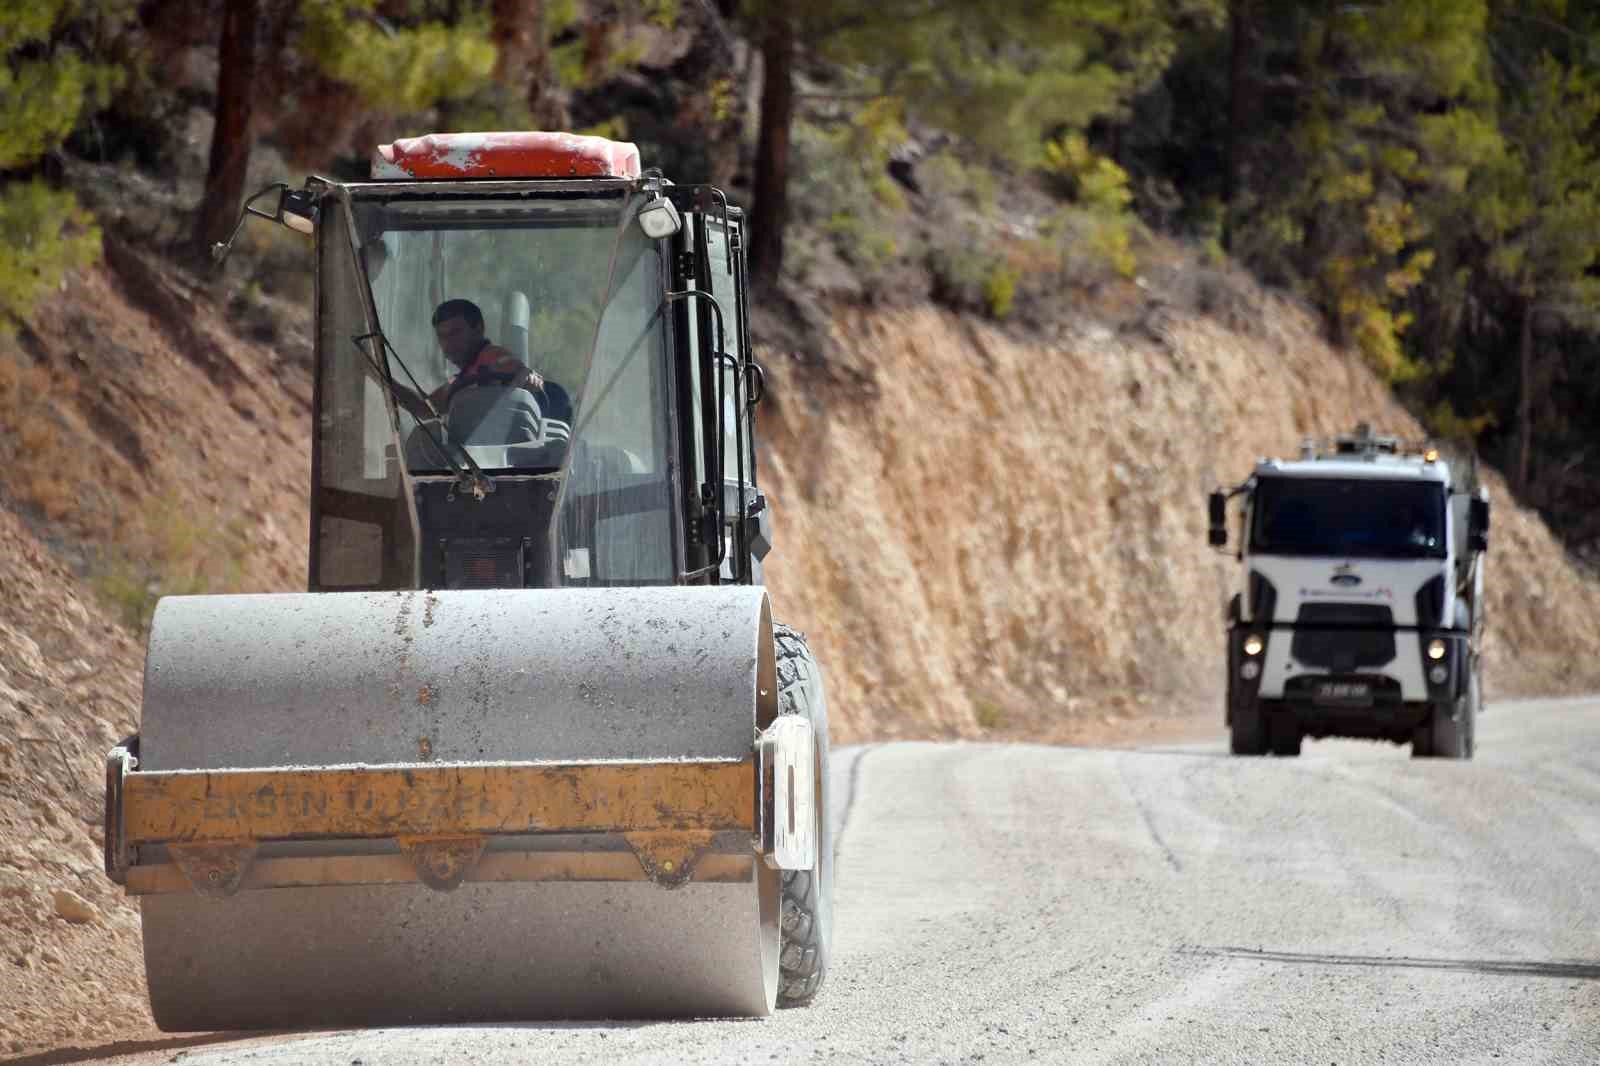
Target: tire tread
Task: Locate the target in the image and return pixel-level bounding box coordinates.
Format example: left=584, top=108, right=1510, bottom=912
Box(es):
left=773, top=623, right=830, bottom=1007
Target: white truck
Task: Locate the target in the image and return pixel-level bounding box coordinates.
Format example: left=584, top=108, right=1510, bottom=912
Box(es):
left=1208, top=426, right=1490, bottom=759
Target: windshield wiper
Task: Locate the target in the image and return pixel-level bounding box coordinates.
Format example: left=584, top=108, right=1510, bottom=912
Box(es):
left=348, top=331, right=494, bottom=499
left=330, top=182, right=493, bottom=500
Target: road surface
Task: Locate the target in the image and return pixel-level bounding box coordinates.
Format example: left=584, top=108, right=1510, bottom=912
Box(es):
left=40, top=696, right=1600, bottom=1064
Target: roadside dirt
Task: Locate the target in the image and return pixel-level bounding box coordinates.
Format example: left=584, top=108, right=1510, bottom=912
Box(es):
left=0, top=249, right=312, bottom=1057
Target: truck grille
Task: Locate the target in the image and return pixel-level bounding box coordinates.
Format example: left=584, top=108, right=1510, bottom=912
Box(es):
left=1290, top=604, right=1395, bottom=671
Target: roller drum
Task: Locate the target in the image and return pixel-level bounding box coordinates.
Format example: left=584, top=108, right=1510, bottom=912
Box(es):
left=135, top=586, right=780, bottom=1029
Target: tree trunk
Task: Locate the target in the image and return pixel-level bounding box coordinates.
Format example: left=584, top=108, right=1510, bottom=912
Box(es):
left=1517, top=297, right=1534, bottom=495
left=749, top=11, right=794, bottom=286
left=194, top=0, right=261, bottom=263
left=1223, top=0, right=1255, bottom=251
left=491, top=0, right=538, bottom=78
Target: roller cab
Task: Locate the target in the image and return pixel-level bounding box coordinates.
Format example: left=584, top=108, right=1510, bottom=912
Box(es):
left=105, top=133, right=831, bottom=1029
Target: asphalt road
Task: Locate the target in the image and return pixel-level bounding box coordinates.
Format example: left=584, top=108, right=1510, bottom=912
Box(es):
left=50, top=696, right=1600, bottom=1065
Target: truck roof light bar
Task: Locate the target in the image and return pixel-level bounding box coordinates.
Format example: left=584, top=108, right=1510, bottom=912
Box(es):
left=1296, top=423, right=1445, bottom=465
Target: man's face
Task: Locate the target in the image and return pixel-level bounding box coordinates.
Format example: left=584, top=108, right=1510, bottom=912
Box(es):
left=435, top=315, right=483, bottom=367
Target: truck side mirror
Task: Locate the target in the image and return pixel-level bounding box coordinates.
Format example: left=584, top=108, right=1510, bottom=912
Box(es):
left=1468, top=496, right=1489, bottom=553
left=1207, top=491, right=1228, bottom=547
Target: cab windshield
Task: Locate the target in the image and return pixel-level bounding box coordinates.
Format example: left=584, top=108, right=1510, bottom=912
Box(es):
left=356, top=192, right=669, bottom=480
left=312, top=188, right=678, bottom=590
left=1249, top=477, right=1447, bottom=559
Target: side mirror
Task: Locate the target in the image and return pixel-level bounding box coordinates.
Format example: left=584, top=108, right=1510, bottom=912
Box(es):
left=212, top=182, right=318, bottom=264
left=1468, top=496, right=1489, bottom=553
left=279, top=187, right=317, bottom=234
left=1207, top=491, right=1228, bottom=547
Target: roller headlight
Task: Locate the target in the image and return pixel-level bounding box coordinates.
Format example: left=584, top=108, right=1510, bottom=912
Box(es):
left=1242, top=634, right=1264, bottom=657
left=1426, top=638, right=1447, bottom=661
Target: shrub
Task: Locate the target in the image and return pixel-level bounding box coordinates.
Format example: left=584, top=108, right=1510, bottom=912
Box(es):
left=0, top=181, right=101, bottom=329
left=89, top=494, right=253, bottom=634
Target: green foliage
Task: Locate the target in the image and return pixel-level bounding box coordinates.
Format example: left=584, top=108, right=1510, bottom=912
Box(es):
left=1046, top=204, right=1138, bottom=281
left=89, top=495, right=252, bottom=635
left=983, top=264, right=1019, bottom=319
left=1479, top=54, right=1600, bottom=301
left=788, top=103, right=911, bottom=286
left=973, top=696, right=1007, bottom=731
left=1087, top=0, right=1600, bottom=536
left=1219, top=1, right=1500, bottom=379
left=924, top=227, right=995, bottom=313
left=0, top=180, right=100, bottom=328
left=1043, top=134, right=1130, bottom=208
left=1424, top=399, right=1497, bottom=444
left=0, top=0, right=131, bottom=324
left=742, top=0, right=1219, bottom=171
left=298, top=1, right=499, bottom=111
left=0, top=51, right=120, bottom=171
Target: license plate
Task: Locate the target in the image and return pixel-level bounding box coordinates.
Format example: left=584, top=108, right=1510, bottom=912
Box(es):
left=1315, top=681, right=1371, bottom=703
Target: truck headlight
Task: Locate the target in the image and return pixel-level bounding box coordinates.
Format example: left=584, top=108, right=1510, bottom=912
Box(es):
left=1428, top=665, right=1449, bottom=684
left=1242, top=634, right=1264, bottom=657
left=1426, top=638, right=1447, bottom=661
left=1240, top=661, right=1261, bottom=680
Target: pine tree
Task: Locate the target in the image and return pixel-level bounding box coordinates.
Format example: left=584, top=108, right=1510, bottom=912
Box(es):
left=0, top=0, right=132, bottom=326
left=1228, top=1, right=1497, bottom=378
left=743, top=0, right=1220, bottom=282
left=192, top=1, right=501, bottom=260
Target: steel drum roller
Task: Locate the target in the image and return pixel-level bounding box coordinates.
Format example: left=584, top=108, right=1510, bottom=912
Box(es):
left=130, top=586, right=782, bottom=1029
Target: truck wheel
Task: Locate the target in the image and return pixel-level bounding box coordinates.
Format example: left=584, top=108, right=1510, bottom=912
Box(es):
left=1229, top=700, right=1267, bottom=755
left=1267, top=711, right=1302, bottom=757
left=1465, top=669, right=1479, bottom=756
left=1416, top=696, right=1472, bottom=760
left=772, top=622, right=833, bottom=1007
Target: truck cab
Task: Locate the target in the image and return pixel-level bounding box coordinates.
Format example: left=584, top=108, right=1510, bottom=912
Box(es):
left=1208, top=427, right=1490, bottom=758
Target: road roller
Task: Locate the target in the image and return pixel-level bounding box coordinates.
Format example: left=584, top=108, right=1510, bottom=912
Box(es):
left=101, top=132, right=833, bottom=1029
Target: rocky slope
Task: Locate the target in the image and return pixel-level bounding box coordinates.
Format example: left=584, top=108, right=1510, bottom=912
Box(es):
left=3, top=244, right=1600, bottom=1055
left=757, top=289, right=1600, bottom=744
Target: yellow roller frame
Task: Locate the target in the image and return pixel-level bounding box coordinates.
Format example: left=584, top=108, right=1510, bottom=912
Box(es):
left=122, top=759, right=756, bottom=843
left=113, top=757, right=758, bottom=896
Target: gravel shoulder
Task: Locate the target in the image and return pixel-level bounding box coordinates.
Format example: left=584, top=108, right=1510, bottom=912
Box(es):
left=15, top=697, right=1600, bottom=1066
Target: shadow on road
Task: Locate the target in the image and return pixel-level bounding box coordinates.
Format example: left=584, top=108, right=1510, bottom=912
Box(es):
left=2, top=1032, right=282, bottom=1066
left=1179, top=944, right=1600, bottom=980
left=3, top=1020, right=685, bottom=1066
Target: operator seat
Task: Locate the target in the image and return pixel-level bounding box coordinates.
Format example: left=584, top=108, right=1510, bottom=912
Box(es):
left=501, top=292, right=531, bottom=362
left=499, top=289, right=570, bottom=443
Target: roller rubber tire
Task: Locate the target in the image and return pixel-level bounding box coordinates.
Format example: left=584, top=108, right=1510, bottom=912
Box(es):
left=773, top=622, right=833, bottom=1008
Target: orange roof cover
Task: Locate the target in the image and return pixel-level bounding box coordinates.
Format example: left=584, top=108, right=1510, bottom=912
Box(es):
left=371, top=131, right=642, bottom=180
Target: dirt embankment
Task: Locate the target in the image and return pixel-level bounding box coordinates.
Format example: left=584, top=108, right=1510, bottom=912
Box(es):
left=0, top=251, right=313, bottom=1057
left=756, top=296, right=1600, bottom=743
left=3, top=248, right=1600, bottom=1056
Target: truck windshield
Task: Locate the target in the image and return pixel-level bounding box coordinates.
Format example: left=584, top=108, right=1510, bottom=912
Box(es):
left=1249, top=477, right=1447, bottom=559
